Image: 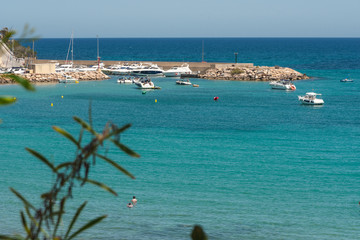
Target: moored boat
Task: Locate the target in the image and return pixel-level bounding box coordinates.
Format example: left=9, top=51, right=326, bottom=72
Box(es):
left=298, top=92, right=324, bottom=105
left=269, top=80, right=296, bottom=90
left=340, top=78, right=353, bottom=82
left=164, top=63, right=192, bottom=77
left=59, top=75, right=78, bottom=83
left=134, top=77, right=155, bottom=89
left=176, top=79, right=192, bottom=85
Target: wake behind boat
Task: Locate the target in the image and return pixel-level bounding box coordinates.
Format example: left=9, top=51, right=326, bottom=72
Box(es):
left=269, top=80, right=296, bottom=90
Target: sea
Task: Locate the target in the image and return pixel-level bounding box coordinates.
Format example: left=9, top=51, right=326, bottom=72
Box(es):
left=1, top=38, right=360, bottom=239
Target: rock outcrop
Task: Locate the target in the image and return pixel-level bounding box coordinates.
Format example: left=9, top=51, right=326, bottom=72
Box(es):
left=0, top=71, right=110, bottom=84
left=200, top=66, right=309, bottom=81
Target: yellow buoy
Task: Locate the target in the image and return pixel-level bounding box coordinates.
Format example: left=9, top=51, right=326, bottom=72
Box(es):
left=155, top=99, right=157, bottom=103
left=51, top=103, right=53, bottom=107
left=61, top=95, right=63, bottom=98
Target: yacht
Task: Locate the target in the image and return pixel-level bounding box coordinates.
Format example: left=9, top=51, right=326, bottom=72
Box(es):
left=78, top=62, right=105, bottom=72
left=269, top=80, right=296, bottom=90
left=117, top=76, right=134, bottom=84
left=59, top=75, right=78, bottom=83
left=164, top=63, right=192, bottom=77
left=131, top=64, right=164, bottom=77
left=298, top=92, right=324, bottom=105
left=134, top=78, right=155, bottom=89
left=176, top=79, right=192, bottom=85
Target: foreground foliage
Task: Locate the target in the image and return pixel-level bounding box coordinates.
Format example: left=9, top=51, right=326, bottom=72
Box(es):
left=0, top=114, right=140, bottom=240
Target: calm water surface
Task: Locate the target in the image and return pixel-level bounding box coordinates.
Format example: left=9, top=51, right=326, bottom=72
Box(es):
left=1, top=38, right=360, bottom=239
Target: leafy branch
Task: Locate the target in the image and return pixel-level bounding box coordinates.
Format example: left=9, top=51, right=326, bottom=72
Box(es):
left=2, top=115, right=139, bottom=240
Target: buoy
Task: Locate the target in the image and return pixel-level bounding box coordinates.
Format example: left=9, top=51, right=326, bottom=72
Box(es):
left=13, top=97, right=16, bottom=100
left=61, top=95, right=63, bottom=98
left=214, top=97, right=219, bottom=101
left=51, top=103, right=53, bottom=107
left=155, top=99, right=157, bottom=103
left=142, top=91, right=146, bottom=95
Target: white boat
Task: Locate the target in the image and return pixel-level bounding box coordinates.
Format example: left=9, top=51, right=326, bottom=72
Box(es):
left=131, top=64, right=164, bottom=77
left=59, top=75, right=78, bottom=83
left=117, top=76, right=133, bottom=84
left=176, top=79, right=192, bottom=85
left=78, top=62, right=105, bottom=72
left=164, top=63, right=192, bottom=77
left=134, top=78, right=155, bottom=89
left=298, top=92, right=324, bottom=105
left=340, top=78, right=353, bottom=82
left=56, top=32, right=78, bottom=73
left=269, top=80, right=296, bottom=90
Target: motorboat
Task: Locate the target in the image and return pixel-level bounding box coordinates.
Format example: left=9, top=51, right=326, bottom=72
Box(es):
left=56, top=63, right=77, bottom=73
left=59, top=75, right=78, bottom=83
left=117, top=76, right=133, bottom=84
left=134, top=78, right=155, bottom=89
left=176, top=79, right=192, bottom=85
left=340, top=78, right=353, bottom=82
left=10, top=67, right=26, bottom=74
left=298, top=92, right=324, bottom=105
left=131, top=64, right=164, bottom=77
left=269, top=80, right=296, bottom=90
left=78, top=62, right=105, bottom=72
left=164, top=63, right=192, bottom=77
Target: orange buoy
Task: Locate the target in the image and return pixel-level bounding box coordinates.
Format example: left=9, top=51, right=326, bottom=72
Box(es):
left=214, top=97, right=219, bottom=101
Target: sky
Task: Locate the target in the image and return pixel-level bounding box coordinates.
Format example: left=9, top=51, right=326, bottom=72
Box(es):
left=1, top=0, right=360, bottom=38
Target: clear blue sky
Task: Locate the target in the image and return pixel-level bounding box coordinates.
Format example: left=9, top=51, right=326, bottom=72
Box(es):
left=2, top=0, right=360, bottom=38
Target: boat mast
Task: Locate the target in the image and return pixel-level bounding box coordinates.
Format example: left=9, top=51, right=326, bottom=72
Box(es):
left=97, top=35, right=100, bottom=70
left=201, top=40, right=205, bottom=63
left=65, top=31, right=73, bottom=65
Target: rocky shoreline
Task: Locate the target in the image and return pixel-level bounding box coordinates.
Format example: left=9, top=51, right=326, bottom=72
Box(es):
left=200, top=66, right=309, bottom=81
left=0, top=71, right=110, bottom=84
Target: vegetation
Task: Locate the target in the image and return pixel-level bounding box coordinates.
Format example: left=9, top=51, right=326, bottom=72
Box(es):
left=230, top=68, right=244, bottom=75
left=0, top=25, right=39, bottom=59
left=0, top=110, right=140, bottom=240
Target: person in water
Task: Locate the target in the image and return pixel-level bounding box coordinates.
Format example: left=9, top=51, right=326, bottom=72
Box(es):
left=131, top=196, right=137, bottom=205
left=127, top=202, right=133, bottom=208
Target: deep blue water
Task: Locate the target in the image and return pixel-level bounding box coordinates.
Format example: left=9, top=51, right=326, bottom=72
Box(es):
left=1, top=38, right=360, bottom=239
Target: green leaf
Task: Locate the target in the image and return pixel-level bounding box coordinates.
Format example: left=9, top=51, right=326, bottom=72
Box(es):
left=55, top=162, right=73, bottom=171
left=53, top=198, right=66, bottom=237
left=73, top=116, right=97, bottom=135
left=110, top=139, right=140, bottom=158
left=3, top=74, right=35, bottom=91
left=103, top=123, right=132, bottom=140
left=20, top=211, right=31, bottom=236
left=67, top=215, right=107, bottom=240
left=96, top=154, right=135, bottom=179
left=64, top=202, right=88, bottom=240
left=76, top=177, right=118, bottom=196
left=10, top=188, right=36, bottom=210
left=0, top=235, right=24, bottom=240
left=25, top=148, right=57, bottom=173
left=52, top=126, right=80, bottom=148
left=0, top=96, right=17, bottom=105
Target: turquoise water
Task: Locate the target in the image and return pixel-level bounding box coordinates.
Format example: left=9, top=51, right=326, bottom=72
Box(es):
left=1, top=75, right=360, bottom=239
left=2, top=38, right=360, bottom=239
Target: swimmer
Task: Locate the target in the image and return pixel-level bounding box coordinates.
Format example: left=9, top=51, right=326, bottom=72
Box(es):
left=127, top=202, right=133, bottom=208
left=131, top=196, right=137, bottom=205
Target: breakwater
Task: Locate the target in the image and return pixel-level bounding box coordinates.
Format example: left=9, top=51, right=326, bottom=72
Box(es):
left=200, top=65, right=309, bottom=81
left=0, top=71, right=110, bottom=84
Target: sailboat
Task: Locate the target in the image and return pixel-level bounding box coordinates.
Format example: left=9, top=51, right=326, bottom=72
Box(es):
left=56, top=32, right=76, bottom=73
left=78, top=35, right=104, bottom=72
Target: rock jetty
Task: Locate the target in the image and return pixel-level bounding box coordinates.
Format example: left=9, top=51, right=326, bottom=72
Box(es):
left=200, top=66, right=309, bottom=81
left=0, top=71, right=110, bottom=84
